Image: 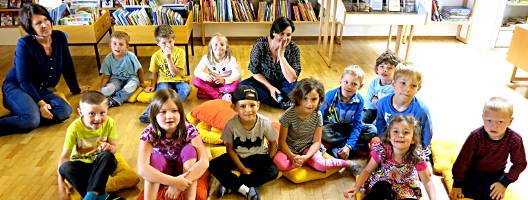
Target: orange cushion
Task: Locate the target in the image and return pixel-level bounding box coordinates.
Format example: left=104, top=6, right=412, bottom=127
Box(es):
left=137, top=171, right=210, bottom=200
left=190, top=99, right=236, bottom=130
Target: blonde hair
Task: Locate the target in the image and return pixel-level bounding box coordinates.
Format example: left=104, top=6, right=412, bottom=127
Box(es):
left=393, top=63, right=422, bottom=86
left=381, top=114, right=423, bottom=164
left=111, top=31, right=130, bottom=45
left=154, top=25, right=175, bottom=42
left=80, top=90, right=107, bottom=106
left=483, top=97, right=513, bottom=117
left=375, top=50, right=402, bottom=72
left=148, top=89, right=187, bottom=142
left=207, top=33, right=232, bottom=64
left=341, top=65, right=365, bottom=83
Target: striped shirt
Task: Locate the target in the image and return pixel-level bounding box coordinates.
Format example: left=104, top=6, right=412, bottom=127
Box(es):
left=279, top=107, right=323, bottom=154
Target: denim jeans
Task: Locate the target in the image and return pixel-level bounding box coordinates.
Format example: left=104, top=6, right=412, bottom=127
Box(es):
left=239, top=77, right=297, bottom=109
left=99, top=78, right=140, bottom=105
left=0, top=81, right=72, bottom=135
left=141, top=82, right=191, bottom=117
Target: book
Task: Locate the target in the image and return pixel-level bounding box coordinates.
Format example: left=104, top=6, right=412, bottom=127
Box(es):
left=388, top=0, right=400, bottom=12
left=370, top=0, right=382, bottom=11
left=0, top=0, right=8, bottom=8
left=1, top=12, right=13, bottom=26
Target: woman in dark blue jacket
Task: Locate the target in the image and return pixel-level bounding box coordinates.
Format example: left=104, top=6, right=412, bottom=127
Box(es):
left=0, top=4, right=85, bottom=135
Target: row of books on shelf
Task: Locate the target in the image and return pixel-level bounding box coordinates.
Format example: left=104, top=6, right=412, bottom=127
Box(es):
left=201, top=0, right=317, bottom=22
left=44, top=0, right=101, bottom=25
left=342, top=0, right=416, bottom=13
left=431, top=0, right=470, bottom=22
left=0, top=12, right=19, bottom=26
left=508, top=0, right=528, bottom=4
left=0, top=0, right=30, bottom=9
left=112, top=6, right=185, bottom=25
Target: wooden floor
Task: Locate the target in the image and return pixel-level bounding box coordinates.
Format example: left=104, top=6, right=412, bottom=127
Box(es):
left=1, top=37, right=528, bottom=200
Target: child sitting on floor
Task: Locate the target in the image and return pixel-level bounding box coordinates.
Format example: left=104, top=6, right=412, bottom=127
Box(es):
left=450, top=97, right=526, bottom=200
left=193, top=33, right=241, bottom=102
left=344, top=114, right=436, bottom=200
left=209, top=85, right=279, bottom=200
left=99, top=31, right=146, bottom=107
left=274, top=78, right=355, bottom=172
left=137, top=89, right=209, bottom=200
left=57, top=91, right=121, bottom=200
left=363, top=51, right=402, bottom=124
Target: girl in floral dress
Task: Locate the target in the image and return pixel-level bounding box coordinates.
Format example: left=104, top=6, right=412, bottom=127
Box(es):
left=343, top=115, right=436, bottom=200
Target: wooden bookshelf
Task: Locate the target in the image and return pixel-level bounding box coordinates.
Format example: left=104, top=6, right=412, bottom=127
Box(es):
left=197, top=0, right=320, bottom=45
left=427, top=0, right=479, bottom=43
left=0, top=8, right=21, bottom=11
left=507, top=2, right=528, bottom=6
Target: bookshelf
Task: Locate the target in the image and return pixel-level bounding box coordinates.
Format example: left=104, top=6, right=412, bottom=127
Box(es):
left=428, top=0, right=479, bottom=44
left=197, top=0, right=321, bottom=45
left=495, top=0, right=528, bottom=47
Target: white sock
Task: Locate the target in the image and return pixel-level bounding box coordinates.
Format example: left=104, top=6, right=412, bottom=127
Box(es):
left=238, top=185, right=250, bottom=195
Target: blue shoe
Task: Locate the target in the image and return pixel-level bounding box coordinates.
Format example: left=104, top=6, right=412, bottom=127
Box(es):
left=139, top=114, right=150, bottom=123
left=83, top=192, right=97, bottom=200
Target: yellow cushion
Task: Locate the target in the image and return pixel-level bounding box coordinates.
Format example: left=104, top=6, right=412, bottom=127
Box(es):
left=126, top=84, right=145, bottom=103
left=281, top=153, right=340, bottom=184
left=0, top=91, right=69, bottom=117
left=67, top=153, right=140, bottom=199
left=430, top=139, right=463, bottom=173
left=137, top=91, right=155, bottom=103
left=187, top=112, right=224, bottom=145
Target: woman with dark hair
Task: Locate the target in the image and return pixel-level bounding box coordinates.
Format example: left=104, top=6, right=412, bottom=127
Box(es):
left=0, top=4, right=87, bottom=135
left=239, top=17, right=300, bottom=109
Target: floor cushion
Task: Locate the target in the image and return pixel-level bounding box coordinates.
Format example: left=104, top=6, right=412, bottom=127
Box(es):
left=281, top=153, right=340, bottom=184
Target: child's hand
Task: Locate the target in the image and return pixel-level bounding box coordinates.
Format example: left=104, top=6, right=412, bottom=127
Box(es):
left=162, top=46, right=174, bottom=58
left=293, top=155, right=307, bottom=167
left=140, top=82, right=147, bottom=88
left=215, top=77, right=225, bottom=84
left=206, top=74, right=215, bottom=82
left=165, top=185, right=182, bottom=199
left=337, top=146, right=351, bottom=159
left=371, top=96, right=378, bottom=102
left=98, top=142, right=113, bottom=152
left=343, top=188, right=357, bottom=199
left=241, top=167, right=254, bottom=175
left=144, top=87, right=155, bottom=93
left=490, top=182, right=506, bottom=200
left=449, top=187, right=464, bottom=200
left=171, top=171, right=192, bottom=190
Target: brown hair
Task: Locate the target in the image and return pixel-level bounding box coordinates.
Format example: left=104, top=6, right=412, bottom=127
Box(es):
left=381, top=115, right=423, bottom=164
left=80, top=91, right=107, bottom=105
left=289, top=78, right=325, bottom=110
left=19, top=3, right=53, bottom=35
left=207, top=33, right=232, bottom=64
left=148, top=89, right=187, bottom=141
left=375, top=50, right=402, bottom=72
left=154, top=25, right=175, bottom=42
left=111, top=31, right=130, bottom=45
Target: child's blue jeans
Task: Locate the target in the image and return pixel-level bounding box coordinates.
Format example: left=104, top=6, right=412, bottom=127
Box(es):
left=141, top=82, right=191, bottom=117
left=99, top=78, right=140, bottom=105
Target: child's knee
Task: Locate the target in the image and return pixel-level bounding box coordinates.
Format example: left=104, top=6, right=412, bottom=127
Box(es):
left=58, top=162, right=75, bottom=177
left=100, top=84, right=117, bottom=96
left=123, top=81, right=139, bottom=93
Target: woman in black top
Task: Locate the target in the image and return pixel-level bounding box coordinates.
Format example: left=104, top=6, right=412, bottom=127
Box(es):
left=239, top=17, right=301, bottom=109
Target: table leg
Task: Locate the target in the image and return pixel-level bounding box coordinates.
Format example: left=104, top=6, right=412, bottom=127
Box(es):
left=134, top=45, right=138, bottom=56
left=191, top=30, right=194, bottom=56
left=185, top=44, right=190, bottom=75
left=94, top=44, right=101, bottom=71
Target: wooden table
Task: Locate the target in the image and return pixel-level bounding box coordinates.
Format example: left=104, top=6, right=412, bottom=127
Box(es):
left=507, top=24, right=528, bottom=82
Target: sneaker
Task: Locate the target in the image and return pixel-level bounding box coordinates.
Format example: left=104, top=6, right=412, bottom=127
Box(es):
left=279, top=101, right=294, bottom=110
left=107, top=98, right=119, bottom=108
left=139, top=114, right=150, bottom=123
left=222, top=94, right=232, bottom=102
left=216, top=185, right=232, bottom=198
left=246, top=187, right=260, bottom=200
left=347, top=160, right=363, bottom=177
left=99, top=193, right=125, bottom=200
